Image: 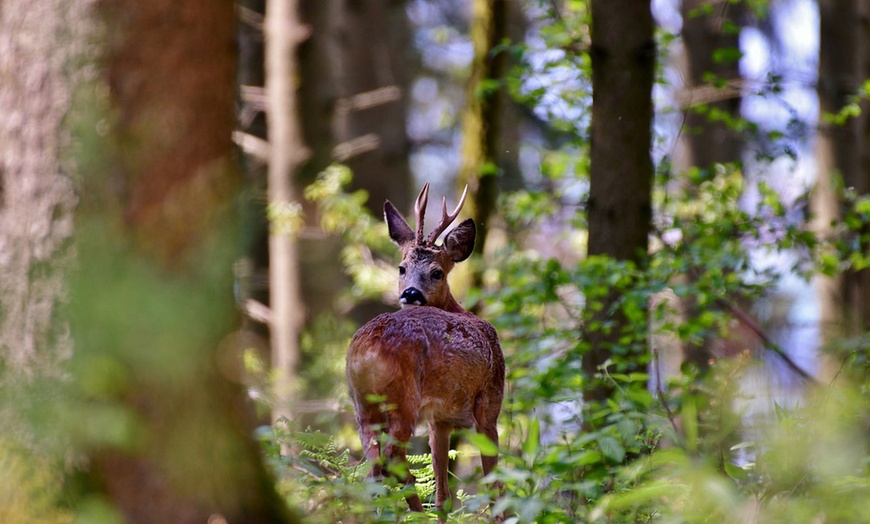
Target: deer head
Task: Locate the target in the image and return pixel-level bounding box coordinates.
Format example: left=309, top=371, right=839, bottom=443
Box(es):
left=383, top=182, right=475, bottom=312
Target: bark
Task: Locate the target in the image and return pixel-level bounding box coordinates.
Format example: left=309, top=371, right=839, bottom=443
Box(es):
left=584, top=0, right=655, bottom=402
left=814, top=0, right=868, bottom=349
left=292, top=1, right=414, bottom=323
left=295, top=0, right=347, bottom=322
left=678, top=0, right=746, bottom=371
left=459, top=0, right=518, bottom=257
left=499, top=1, right=527, bottom=193
left=0, top=0, right=83, bottom=375
left=266, top=0, right=309, bottom=425
left=72, top=1, right=296, bottom=521
left=333, top=0, right=413, bottom=212
left=679, top=0, right=744, bottom=169
left=298, top=0, right=338, bottom=185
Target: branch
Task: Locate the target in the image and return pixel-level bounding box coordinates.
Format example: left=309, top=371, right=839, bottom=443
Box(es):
left=652, top=346, right=681, bottom=436
left=243, top=299, right=272, bottom=325
left=651, top=225, right=819, bottom=384
left=714, top=296, right=818, bottom=384
left=232, top=131, right=270, bottom=161
left=829, top=350, right=860, bottom=387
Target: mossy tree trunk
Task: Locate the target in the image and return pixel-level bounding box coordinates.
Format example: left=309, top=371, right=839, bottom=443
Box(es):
left=459, top=0, right=522, bottom=258
left=70, top=1, right=297, bottom=521
left=584, top=0, right=655, bottom=402
left=814, top=0, right=870, bottom=354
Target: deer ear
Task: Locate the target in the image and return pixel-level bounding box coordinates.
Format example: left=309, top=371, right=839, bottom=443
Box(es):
left=444, top=218, right=476, bottom=262
left=384, top=201, right=415, bottom=246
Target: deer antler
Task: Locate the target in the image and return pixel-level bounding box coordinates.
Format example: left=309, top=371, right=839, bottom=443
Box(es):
left=414, top=182, right=430, bottom=244
left=427, top=184, right=468, bottom=245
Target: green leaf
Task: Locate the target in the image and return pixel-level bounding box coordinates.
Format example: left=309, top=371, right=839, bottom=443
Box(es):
left=523, top=418, right=540, bottom=462
left=519, top=497, right=544, bottom=522
left=683, top=395, right=699, bottom=453
left=617, top=419, right=639, bottom=441
left=628, top=372, right=650, bottom=383
left=724, top=460, right=748, bottom=482
left=598, top=435, right=626, bottom=463
left=467, top=432, right=499, bottom=456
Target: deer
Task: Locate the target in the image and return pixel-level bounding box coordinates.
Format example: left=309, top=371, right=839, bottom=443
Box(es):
left=346, top=182, right=505, bottom=520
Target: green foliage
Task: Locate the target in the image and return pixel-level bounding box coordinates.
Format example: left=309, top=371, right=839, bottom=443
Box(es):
left=515, top=1, right=592, bottom=137
left=268, top=201, right=305, bottom=237
left=595, top=383, right=870, bottom=523
left=821, top=78, right=870, bottom=126
left=260, top=423, right=495, bottom=523
left=299, top=315, right=358, bottom=401
left=0, top=438, right=72, bottom=524
left=257, top=3, right=870, bottom=522
left=304, top=165, right=397, bottom=308
left=272, top=154, right=870, bottom=522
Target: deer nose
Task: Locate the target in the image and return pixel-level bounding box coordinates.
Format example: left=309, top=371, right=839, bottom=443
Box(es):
left=399, top=287, right=427, bottom=306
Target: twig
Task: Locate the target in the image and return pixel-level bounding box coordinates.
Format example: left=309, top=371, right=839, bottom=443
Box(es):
left=651, top=225, right=818, bottom=384
left=653, top=346, right=681, bottom=436
left=829, top=350, right=859, bottom=387
left=243, top=299, right=273, bottom=325
left=715, top=296, right=818, bottom=384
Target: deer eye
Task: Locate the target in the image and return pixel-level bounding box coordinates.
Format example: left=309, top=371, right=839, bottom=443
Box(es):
left=398, top=266, right=406, bottom=275
left=431, top=269, right=443, bottom=280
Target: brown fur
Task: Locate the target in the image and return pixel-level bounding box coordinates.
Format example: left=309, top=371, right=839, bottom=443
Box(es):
left=346, top=185, right=505, bottom=518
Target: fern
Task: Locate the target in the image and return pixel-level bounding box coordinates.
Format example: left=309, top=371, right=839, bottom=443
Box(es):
left=262, top=425, right=446, bottom=522
left=407, top=453, right=436, bottom=500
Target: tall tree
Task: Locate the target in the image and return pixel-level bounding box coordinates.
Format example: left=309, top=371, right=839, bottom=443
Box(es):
left=292, top=1, right=413, bottom=322
left=678, top=0, right=746, bottom=371
left=584, top=0, right=656, bottom=401
left=69, top=1, right=296, bottom=521
left=266, top=0, right=309, bottom=426
left=293, top=1, right=345, bottom=323
left=459, top=0, right=522, bottom=256
left=333, top=0, right=413, bottom=213
left=813, top=0, right=869, bottom=351
left=679, top=0, right=744, bottom=170
left=0, top=0, right=81, bottom=376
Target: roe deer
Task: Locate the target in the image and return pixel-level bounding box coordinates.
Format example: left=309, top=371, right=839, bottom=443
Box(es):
left=346, top=182, right=505, bottom=519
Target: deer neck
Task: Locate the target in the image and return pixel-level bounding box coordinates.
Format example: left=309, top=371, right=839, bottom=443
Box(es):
left=441, top=291, right=466, bottom=314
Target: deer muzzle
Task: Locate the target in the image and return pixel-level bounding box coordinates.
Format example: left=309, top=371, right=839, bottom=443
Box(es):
left=399, top=287, right=427, bottom=307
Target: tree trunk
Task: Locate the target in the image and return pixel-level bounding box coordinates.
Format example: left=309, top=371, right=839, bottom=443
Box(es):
left=293, top=1, right=413, bottom=324
left=71, top=1, right=296, bottom=521
left=286, top=1, right=345, bottom=328
left=814, top=0, right=868, bottom=353
left=334, top=0, right=413, bottom=212
left=266, top=0, right=309, bottom=427
left=0, top=0, right=82, bottom=376
left=679, top=0, right=744, bottom=169
left=459, top=0, right=524, bottom=256
left=584, top=0, right=655, bottom=402
left=677, top=0, right=746, bottom=371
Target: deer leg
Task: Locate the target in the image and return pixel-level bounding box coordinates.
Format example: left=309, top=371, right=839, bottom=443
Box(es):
left=384, top=414, right=423, bottom=512
left=477, top=423, right=499, bottom=477
left=359, top=423, right=384, bottom=477
left=356, top=405, right=386, bottom=477
left=474, top=404, right=505, bottom=522
left=473, top=398, right=500, bottom=477
left=474, top=394, right=504, bottom=522
left=429, top=421, right=453, bottom=520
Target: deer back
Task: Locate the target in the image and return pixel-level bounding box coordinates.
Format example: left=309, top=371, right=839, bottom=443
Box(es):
left=347, top=306, right=504, bottom=428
